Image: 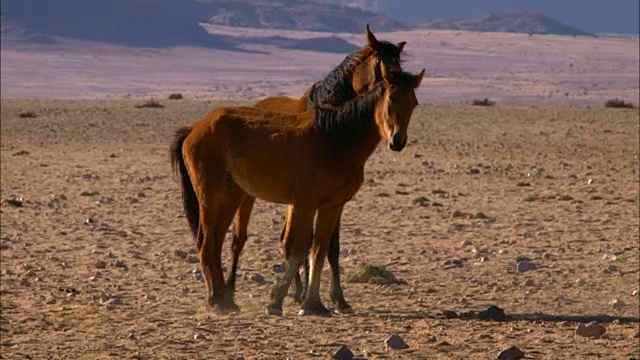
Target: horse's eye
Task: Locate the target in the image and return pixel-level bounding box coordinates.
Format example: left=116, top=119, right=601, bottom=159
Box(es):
left=375, top=59, right=380, bottom=65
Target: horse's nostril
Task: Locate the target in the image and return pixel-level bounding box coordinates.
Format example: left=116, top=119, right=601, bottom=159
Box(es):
left=392, top=133, right=403, bottom=146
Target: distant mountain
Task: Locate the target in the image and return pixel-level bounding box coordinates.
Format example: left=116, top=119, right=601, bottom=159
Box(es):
left=202, top=0, right=408, bottom=33
left=414, top=11, right=595, bottom=37
left=0, top=0, right=246, bottom=50
left=386, top=0, right=639, bottom=35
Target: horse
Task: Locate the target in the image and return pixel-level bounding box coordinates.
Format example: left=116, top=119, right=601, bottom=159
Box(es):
left=169, top=62, right=425, bottom=316
left=227, top=25, right=407, bottom=313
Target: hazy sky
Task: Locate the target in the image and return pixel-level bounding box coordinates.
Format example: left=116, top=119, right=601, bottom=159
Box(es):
left=386, top=0, right=640, bottom=34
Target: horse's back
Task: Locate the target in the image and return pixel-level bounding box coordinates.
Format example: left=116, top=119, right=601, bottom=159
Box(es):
left=254, top=95, right=308, bottom=114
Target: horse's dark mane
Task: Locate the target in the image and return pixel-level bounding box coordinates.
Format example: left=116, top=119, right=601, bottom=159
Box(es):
left=312, top=82, right=385, bottom=144
left=313, top=69, right=419, bottom=145
left=307, top=40, right=404, bottom=111
left=307, top=51, right=364, bottom=110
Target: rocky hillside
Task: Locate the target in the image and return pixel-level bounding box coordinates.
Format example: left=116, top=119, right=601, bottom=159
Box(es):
left=414, top=11, right=595, bottom=37
left=0, top=0, right=244, bottom=49
left=202, top=0, right=407, bottom=33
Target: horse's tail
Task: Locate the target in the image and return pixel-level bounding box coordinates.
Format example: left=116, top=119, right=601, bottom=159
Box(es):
left=170, top=126, right=200, bottom=239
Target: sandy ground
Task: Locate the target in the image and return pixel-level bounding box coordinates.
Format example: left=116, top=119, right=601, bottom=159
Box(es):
left=1, top=27, right=639, bottom=105
left=1, top=99, right=638, bottom=359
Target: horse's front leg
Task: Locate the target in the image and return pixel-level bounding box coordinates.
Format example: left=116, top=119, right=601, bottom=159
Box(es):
left=327, top=206, right=352, bottom=314
left=299, top=205, right=341, bottom=316
left=266, top=205, right=315, bottom=316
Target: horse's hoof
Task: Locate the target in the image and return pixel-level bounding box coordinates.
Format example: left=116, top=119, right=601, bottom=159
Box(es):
left=332, top=299, right=353, bottom=314
left=266, top=304, right=283, bottom=316
left=298, top=303, right=332, bottom=317
left=212, top=303, right=240, bottom=315
left=334, top=305, right=354, bottom=315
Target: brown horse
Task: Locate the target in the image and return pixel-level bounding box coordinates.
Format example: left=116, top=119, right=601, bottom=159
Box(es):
left=228, top=25, right=407, bottom=313
left=170, top=62, right=425, bottom=316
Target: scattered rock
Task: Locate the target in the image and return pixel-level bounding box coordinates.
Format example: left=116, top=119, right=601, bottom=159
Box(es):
left=632, top=290, right=638, bottom=296
left=575, top=278, right=586, bottom=286
left=516, top=261, right=538, bottom=272
left=385, top=334, right=409, bottom=350
left=425, top=335, right=437, bottom=343
left=478, top=305, right=507, bottom=321
left=331, top=345, right=354, bottom=360
left=80, top=190, right=100, bottom=196
left=412, top=196, right=429, bottom=207
left=94, top=260, right=107, bottom=269
left=194, top=333, right=206, bottom=340
left=497, top=345, right=525, bottom=360
left=101, top=297, right=123, bottom=307
left=114, top=260, right=127, bottom=269
left=272, top=264, right=286, bottom=273
left=173, top=249, right=188, bottom=259
left=127, top=332, right=137, bottom=340
left=144, top=294, right=157, bottom=301
left=575, top=322, right=606, bottom=338
left=609, top=299, right=625, bottom=309
left=249, top=273, right=266, bottom=284
left=192, top=268, right=203, bottom=281
left=556, top=194, right=573, bottom=201
left=186, top=255, right=200, bottom=264
left=467, top=168, right=481, bottom=175
left=460, top=240, right=472, bottom=246
left=523, top=279, right=535, bottom=287
left=2, top=198, right=24, bottom=208
left=516, top=255, right=532, bottom=262
left=515, top=181, right=530, bottom=187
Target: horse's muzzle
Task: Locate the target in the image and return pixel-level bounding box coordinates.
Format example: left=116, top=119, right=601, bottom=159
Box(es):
left=388, top=133, right=406, bottom=152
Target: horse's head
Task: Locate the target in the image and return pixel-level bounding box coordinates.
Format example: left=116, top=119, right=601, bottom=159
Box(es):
left=376, top=62, right=425, bottom=152
left=351, top=24, right=406, bottom=95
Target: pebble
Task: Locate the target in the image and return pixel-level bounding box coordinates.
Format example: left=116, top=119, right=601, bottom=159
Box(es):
left=498, top=249, right=509, bottom=255
left=192, top=269, right=203, bottom=281
left=497, top=345, right=525, bottom=360
left=385, top=334, right=409, bottom=350
left=194, top=333, right=206, bottom=340
left=331, top=345, right=354, bottom=360
left=609, top=299, right=625, bottom=309
left=114, top=260, right=127, bottom=268
left=144, top=294, right=157, bottom=301
left=426, top=334, right=437, bottom=343
left=272, top=264, right=286, bottom=273
left=460, top=240, right=472, bottom=246
left=186, top=255, right=200, bottom=264
left=632, top=290, right=638, bottom=296
left=515, top=255, right=532, bottom=262
left=575, top=322, right=606, bottom=338
left=127, top=332, right=136, bottom=340
left=575, top=278, right=586, bottom=285
left=523, top=279, right=535, bottom=287
left=530, top=248, right=545, bottom=254
left=95, top=260, right=107, bottom=269
left=173, top=249, right=188, bottom=259
left=516, top=261, right=538, bottom=272
left=249, top=273, right=266, bottom=284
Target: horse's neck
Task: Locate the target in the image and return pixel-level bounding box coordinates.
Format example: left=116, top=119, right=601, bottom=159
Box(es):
left=334, top=105, right=383, bottom=166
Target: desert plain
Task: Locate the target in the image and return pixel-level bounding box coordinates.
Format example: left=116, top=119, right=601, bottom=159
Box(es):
left=1, top=27, right=639, bottom=360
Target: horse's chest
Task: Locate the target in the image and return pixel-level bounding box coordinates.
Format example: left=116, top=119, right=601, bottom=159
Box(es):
left=317, top=171, right=364, bottom=208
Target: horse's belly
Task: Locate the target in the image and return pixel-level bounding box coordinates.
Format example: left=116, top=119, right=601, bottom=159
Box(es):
left=228, top=159, right=296, bottom=204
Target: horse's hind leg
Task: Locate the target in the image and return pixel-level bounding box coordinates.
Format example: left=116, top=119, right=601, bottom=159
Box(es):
left=327, top=206, right=352, bottom=314
left=227, top=195, right=255, bottom=297
left=267, top=205, right=314, bottom=316
left=212, top=180, right=245, bottom=312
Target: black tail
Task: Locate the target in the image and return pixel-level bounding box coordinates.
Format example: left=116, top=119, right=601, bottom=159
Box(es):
left=170, top=126, right=200, bottom=239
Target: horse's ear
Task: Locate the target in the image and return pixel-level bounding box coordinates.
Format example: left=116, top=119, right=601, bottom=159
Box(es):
left=396, top=41, right=407, bottom=52
left=412, top=69, right=426, bottom=88
left=366, top=24, right=379, bottom=49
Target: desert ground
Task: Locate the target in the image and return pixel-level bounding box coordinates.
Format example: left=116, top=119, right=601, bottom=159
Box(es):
left=1, top=98, right=638, bottom=359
